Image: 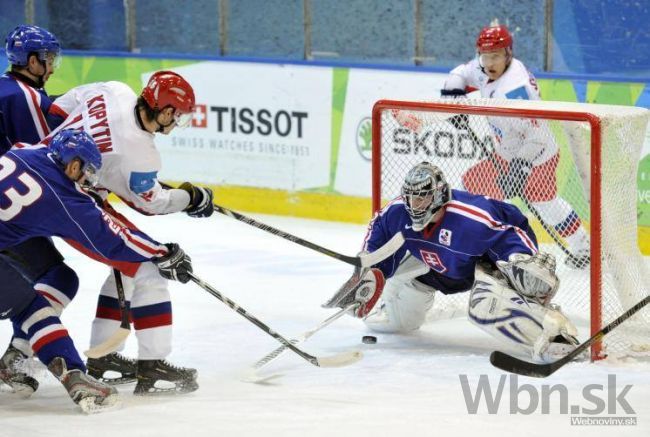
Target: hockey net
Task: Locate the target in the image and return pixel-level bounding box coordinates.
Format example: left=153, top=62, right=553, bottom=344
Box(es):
left=372, top=98, right=650, bottom=360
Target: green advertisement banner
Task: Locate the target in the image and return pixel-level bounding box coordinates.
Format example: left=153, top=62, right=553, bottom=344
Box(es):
left=34, top=55, right=650, bottom=229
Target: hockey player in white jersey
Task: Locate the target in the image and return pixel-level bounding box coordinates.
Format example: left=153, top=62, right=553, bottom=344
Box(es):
left=440, top=25, right=590, bottom=269
left=324, top=162, right=581, bottom=363
left=42, top=71, right=213, bottom=395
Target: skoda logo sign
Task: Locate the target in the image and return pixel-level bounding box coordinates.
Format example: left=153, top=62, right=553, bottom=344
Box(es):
left=356, top=117, right=372, bottom=161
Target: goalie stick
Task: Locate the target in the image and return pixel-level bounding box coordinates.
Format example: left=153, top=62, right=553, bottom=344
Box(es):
left=84, top=269, right=130, bottom=358
left=490, top=294, right=650, bottom=378
left=189, top=272, right=363, bottom=368
left=159, top=182, right=405, bottom=268
left=446, top=114, right=574, bottom=260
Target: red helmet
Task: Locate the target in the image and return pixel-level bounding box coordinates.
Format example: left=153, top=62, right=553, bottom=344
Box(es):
left=141, top=71, right=195, bottom=114
left=476, top=25, right=513, bottom=52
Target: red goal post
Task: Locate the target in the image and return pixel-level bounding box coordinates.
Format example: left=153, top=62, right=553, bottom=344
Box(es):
left=371, top=98, right=650, bottom=361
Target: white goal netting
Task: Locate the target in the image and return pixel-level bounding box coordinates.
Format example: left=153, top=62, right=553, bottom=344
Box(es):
left=372, top=98, right=650, bottom=360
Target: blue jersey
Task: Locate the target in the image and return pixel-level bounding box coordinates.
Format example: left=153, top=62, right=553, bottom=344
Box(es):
left=364, top=190, right=538, bottom=292
left=0, top=147, right=167, bottom=263
left=0, top=72, right=65, bottom=154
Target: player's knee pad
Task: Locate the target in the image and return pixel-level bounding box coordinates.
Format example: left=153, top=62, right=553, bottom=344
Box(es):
left=34, top=263, right=79, bottom=314
left=364, top=276, right=435, bottom=333
left=467, top=269, right=578, bottom=362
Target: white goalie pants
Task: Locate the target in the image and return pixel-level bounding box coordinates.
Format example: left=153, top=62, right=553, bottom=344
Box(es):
left=90, top=262, right=172, bottom=360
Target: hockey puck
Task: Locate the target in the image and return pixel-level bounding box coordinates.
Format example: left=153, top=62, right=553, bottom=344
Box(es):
left=362, top=335, right=377, bottom=344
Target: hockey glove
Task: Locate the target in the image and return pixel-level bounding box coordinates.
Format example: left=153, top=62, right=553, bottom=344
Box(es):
left=440, top=88, right=467, bottom=98
left=496, top=158, right=532, bottom=199
left=322, top=266, right=385, bottom=318
left=180, top=182, right=214, bottom=218
left=153, top=243, right=193, bottom=283
left=496, top=252, right=559, bottom=305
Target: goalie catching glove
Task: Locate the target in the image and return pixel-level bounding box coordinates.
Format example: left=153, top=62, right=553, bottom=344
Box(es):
left=496, top=252, right=559, bottom=305
left=180, top=182, right=214, bottom=218
left=322, top=265, right=385, bottom=318
left=153, top=243, right=193, bottom=283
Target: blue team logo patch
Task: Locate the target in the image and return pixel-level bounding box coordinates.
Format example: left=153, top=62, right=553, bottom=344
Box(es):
left=419, top=249, right=447, bottom=273
left=439, top=229, right=452, bottom=246
left=505, top=86, right=530, bottom=100
left=129, top=171, right=158, bottom=194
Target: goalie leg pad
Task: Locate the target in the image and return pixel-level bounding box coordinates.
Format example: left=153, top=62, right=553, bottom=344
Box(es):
left=364, top=277, right=435, bottom=333
left=468, top=269, right=579, bottom=363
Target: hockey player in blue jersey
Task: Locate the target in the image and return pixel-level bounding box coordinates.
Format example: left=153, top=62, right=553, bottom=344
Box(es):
left=0, top=25, right=64, bottom=151
left=324, top=162, right=580, bottom=363
left=0, top=25, right=86, bottom=391
left=0, top=129, right=192, bottom=412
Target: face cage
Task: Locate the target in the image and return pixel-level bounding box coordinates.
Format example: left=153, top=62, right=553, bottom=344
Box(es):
left=403, top=188, right=437, bottom=231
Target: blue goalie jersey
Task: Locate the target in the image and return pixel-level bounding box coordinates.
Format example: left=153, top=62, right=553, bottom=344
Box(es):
left=0, top=147, right=167, bottom=263
left=363, top=190, right=538, bottom=294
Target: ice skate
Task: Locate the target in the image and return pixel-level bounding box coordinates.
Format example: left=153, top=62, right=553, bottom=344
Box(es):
left=87, top=352, right=137, bottom=385
left=0, top=344, right=39, bottom=397
left=48, top=357, right=120, bottom=414
left=134, top=359, right=198, bottom=395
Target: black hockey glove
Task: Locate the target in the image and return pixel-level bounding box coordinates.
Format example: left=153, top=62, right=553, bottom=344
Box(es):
left=180, top=182, right=214, bottom=218
left=153, top=243, right=193, bottom=283
left=440, top=88, right=467, bottom=98
left=496, top=158, right=532, bottom=199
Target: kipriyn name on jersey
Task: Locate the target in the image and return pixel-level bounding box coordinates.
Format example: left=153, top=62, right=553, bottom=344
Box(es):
left=85, top=94, right=113, bottom=153
left=192, top=104, right=308, bottom=138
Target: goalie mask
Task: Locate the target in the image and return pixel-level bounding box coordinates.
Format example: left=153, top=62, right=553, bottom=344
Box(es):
left=401, top=162, right=451, bottom=231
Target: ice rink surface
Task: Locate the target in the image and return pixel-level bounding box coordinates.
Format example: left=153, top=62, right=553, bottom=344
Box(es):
left=0, top=206, right=648, bottom=437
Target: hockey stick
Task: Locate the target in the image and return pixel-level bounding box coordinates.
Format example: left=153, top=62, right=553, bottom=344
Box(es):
left=189, top=272, right=363, bottom=368
left=213, top=204, right=404, bottom=267
left=159, top=182, right=404, bottom=268
left=448, top=115, right=573, bottom=259
left=490, top=294, right=650, bottom=378
left=250, top=303, right=357, bottom=372
left=84, top=269, right=130, bottom=358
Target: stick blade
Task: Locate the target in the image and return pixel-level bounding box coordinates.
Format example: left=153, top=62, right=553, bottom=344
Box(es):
left=489, top=351, right=555, bottom=378
left=83, top=328, right=130, bottom=359
left=359, top=232, right=405, bottom=267
left=315, top=350, right=363, bottom=368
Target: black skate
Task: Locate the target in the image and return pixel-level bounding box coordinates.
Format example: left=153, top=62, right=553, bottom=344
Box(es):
left=0, top=345, right=39, bottom=397
left=48, top=357, right=120, bottom=414
left=134, top=359, right=198, bottom=395
left=87, top=352, right=137, bottom=385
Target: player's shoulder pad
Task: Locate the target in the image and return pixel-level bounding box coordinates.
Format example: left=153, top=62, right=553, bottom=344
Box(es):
left=129, top=170, right=158, bottom=195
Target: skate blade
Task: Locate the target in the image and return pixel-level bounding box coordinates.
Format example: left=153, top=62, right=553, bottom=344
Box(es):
left=98, top=375, right=137, bottom=386
left=78, top=394, right=122, bottom=414
left=133, top=380, right=199, bottom=396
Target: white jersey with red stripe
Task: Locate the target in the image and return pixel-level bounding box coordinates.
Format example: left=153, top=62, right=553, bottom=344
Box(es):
left=444, top=58, right=558, bottom=165
left=48, top=81, right=190, bottom=215
left=363, top=189, right=538, bottom=293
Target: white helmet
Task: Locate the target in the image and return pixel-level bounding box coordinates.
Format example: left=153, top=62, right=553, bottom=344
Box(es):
left=401, top=162, right=451, bottom=231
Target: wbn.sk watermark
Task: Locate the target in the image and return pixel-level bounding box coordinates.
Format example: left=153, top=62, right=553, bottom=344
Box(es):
left=459, top=374, right=637, bottom=426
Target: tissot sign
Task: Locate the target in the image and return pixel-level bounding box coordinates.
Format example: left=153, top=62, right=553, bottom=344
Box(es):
left=148, top=62, right=331, bottom=191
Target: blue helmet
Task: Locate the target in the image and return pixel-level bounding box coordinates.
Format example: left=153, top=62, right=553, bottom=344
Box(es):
left=5, top=24, right=61, bottom=68
left=50, top=129, right=102, bottom=186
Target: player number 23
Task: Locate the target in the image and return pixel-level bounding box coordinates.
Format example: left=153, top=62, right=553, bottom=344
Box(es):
left=0, top=156, right=43, bottom=221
